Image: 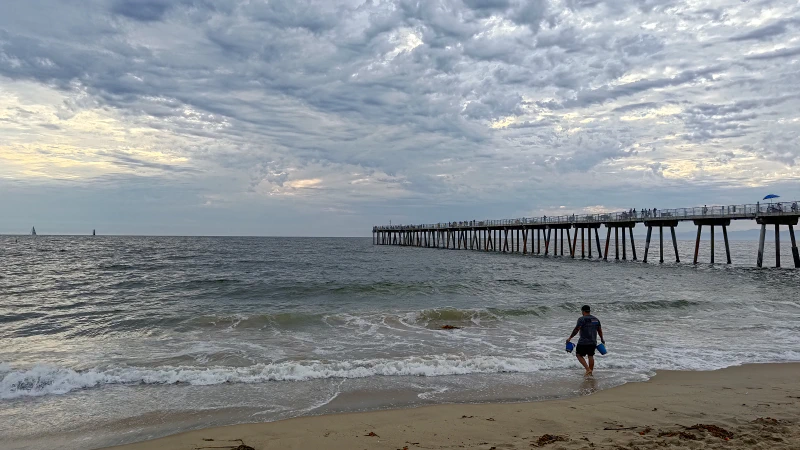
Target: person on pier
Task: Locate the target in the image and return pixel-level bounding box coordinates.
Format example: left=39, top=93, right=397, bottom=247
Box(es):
left=567, top=305, right=604, bottom=377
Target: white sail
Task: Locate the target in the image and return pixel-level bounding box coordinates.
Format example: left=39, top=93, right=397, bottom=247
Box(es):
left=31, top=226, right=37, bottom=236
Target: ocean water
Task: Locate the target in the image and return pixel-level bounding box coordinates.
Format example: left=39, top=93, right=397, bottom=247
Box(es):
left=1, top=236, right=799, bottom=450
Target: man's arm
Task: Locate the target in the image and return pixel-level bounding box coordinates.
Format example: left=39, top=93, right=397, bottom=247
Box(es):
left=567, top=319, right=582, bottom=343
left=597, top=325, right=605, bottom=344
left=567, top=326, right=580, bottom=343
left=567, top=317, right=583, bottom=342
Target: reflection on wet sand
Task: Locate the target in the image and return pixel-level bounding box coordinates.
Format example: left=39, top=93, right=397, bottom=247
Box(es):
left=580, top=375, right=598, bottom=395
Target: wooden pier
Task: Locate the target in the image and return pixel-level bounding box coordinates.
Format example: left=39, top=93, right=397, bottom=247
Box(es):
left=373, top=202, right=800, bottom=268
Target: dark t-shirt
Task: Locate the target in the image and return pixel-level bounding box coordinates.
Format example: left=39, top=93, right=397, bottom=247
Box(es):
left=576, top=315, right=601, bottom=346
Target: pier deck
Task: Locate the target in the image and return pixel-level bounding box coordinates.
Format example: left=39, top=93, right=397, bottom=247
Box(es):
left=373, top=201, right=800, bottom=268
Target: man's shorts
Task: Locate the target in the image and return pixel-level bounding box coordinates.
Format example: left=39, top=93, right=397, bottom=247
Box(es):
left=576, top=344, right=596, bottom=357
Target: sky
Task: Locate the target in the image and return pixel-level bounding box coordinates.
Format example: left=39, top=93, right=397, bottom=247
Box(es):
left=1, top=0, right=799, bottom=236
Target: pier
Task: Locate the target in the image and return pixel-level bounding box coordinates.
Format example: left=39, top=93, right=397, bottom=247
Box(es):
left=373, top=202, right=800, bottom=268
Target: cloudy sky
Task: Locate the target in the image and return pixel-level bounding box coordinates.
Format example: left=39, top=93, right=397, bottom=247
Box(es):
left=1, top=0, right=799, bottom=236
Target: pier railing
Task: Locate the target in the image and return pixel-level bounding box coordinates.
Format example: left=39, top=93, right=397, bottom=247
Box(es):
left=374, top=201, right=800, bottom=231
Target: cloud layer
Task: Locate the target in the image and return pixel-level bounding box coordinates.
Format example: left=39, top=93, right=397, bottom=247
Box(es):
left=1, top=0, right=799, bottom=234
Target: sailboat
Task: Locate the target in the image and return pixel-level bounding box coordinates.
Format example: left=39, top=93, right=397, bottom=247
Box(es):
left=93, top=229, right=96, bottom=236
left=31, top=226, right=37, bottom=236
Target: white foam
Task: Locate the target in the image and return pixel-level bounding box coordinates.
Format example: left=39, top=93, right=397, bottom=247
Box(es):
left=6, top=341, right=797, bottom=401
left=0, top=355, right=555, bottom=399
left=418, top=385, right=449, bottom=400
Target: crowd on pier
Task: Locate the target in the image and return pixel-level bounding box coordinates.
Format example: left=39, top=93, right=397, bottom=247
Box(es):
left=373, top=201, right=800, bottom=231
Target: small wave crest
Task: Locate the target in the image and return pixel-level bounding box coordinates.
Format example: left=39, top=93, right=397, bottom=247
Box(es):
left=0, top=312, right=47, bottom=324
left=1, top=355, right=545, bottom=399
left=184, top=312, right=329, bottom=329
left=604, top=299, right=699, bottom=311
left=408, top=308, right=502, bottom=325
left=180, top=301, right=701, bottom=331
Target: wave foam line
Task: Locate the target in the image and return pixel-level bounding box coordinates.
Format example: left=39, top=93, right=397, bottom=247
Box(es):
left=0, top=355, right=553, bottom=399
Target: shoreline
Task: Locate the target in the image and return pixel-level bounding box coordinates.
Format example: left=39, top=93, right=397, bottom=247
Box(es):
left=108, top=362, right=800, bottom=449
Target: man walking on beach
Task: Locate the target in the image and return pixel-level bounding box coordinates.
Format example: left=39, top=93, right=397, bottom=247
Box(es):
left=567, top=305, right=604, bottom=376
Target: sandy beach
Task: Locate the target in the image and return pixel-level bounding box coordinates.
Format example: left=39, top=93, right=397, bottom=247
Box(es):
left=108, top=363, right=799, bottom=450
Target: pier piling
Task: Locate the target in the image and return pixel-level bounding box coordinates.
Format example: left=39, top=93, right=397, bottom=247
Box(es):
left=671, top=227, right=680, bottom=263
left=567, top=228, right=573, bottom=258
left=594, top=228, right=602, bottom=258
left=692, top=219, right=730, bottom=265
left=694, top=225, right=702, bottom=264
left=522, top=229, right=527, bottom=254
left=581, top=228, right=585, bottom=259
left=544, top=228, right=551, bottom=256
left=643, top=222, right=686, bottom=263
left=537, top=229, right=541, bottom=254
left=754, top=216, right=798, bottom=267
left=571, top=228, right=578, bottom=258
left=622, top=227, right=626, bottom=260
left=790, top=225, right=800, bottom=268
left=710, top=226, right=715, bottom=264
left=722, top=226, right=731, bottom=264
left=757, top=224, right=766, bottom=267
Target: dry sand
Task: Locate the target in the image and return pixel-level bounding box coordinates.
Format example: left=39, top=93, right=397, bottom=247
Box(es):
left=109, top=363, right=799, bottom=450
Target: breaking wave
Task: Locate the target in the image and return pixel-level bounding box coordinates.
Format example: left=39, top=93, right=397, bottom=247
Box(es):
left=1, top=355, right=551, bottom=399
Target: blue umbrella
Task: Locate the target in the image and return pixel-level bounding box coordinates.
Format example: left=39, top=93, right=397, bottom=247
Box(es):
left=763, top=194, right=780, bottom=209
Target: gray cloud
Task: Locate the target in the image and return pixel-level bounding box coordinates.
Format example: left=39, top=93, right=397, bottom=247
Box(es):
left=612, top=102, right=660, bottom=113
left=104, top=151, right=202, bottom=173
left=246, top=0, right=341, bottom=33
left=463, top=0, right=511, bottom=10
left=729, top=19, right=798, bottom=42
left=1, top=0, right=800, bottom=235
left=562, top=66, right=721, bottom=109
left=511, top=0, right=549, bottom=32
left=111, top=0, right=173, bottom=22
left=745, top=46, right=800, bottom=61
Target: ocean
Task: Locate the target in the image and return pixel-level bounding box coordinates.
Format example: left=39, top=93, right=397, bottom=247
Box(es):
left=1, top=236, right=799, bottom=449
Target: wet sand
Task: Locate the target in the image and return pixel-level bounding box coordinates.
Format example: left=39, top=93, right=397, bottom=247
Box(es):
left=108, top=363, right=799, bottom=450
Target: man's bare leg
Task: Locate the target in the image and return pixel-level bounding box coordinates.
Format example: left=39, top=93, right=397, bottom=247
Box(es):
left=587, top=356, right=595, bottom=376
left=576, top=355, right=590, bottom=374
